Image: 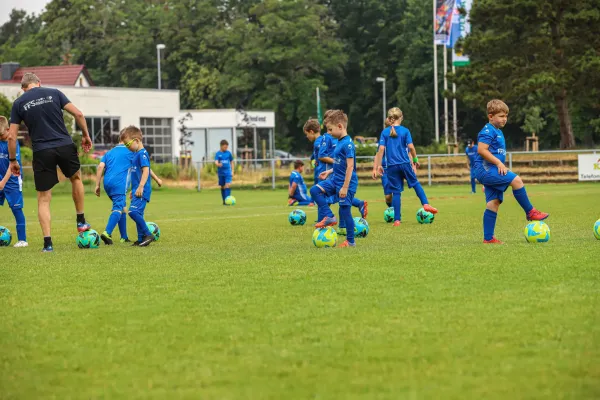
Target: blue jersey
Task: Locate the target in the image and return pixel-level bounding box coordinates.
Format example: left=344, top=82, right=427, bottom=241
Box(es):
left=101, top=144, right=134, bottom=196
left=215, top=150, right=233, bottom=176
left=332, top=135, right=358, bottom=192
left=466, top=145, right=478, bottom=167
left=379, top=125, right=413, bottom=166
left=473, top=123, right=506, bottom=170
left=312, top=135, right=326, bottom=176
left=10, top=87, right=73, bottom=152
left=0, top=140, right=22, bottom=191
left=318, top=133, right=337, bottom=171
left=130, top=148, right=152, bottom=201
left=289, top=170, right=308, bottom=199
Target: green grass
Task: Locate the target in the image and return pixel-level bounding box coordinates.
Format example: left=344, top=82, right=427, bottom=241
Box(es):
left=1, top=184, right=599, bottom=399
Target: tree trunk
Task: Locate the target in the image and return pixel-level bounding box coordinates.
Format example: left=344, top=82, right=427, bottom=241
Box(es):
left=554, top=89, right=575, bottom=149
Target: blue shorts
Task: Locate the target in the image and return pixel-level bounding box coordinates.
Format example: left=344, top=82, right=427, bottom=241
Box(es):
left=387, top=163, right=419, bottom=193
left=0, top=188, right=23, bottom=210
left=218, top=174, right=232, bottom=186
left=316, top=179, right=355, bottom=207
left=381, top=173, right=391, bottom=195
left=475, top=167, right=517, bottom=204
left=109, top=193, right=126, bottom=212
left=129, top=196, right=148, bottom=214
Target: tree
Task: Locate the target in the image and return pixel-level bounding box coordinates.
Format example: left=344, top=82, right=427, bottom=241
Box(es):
left=0, top=93, right=12, bottom=118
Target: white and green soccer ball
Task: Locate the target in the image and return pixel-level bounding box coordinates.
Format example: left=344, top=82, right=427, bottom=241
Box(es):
left=353, top=217, right=369, bottom=238
left=524, top=221, right=550, bottom=243
left=416, top=208, right=434, bottom=224
left=383, top=207, right=394, bottom=223
left=312, top=227, right=338, bottom=248
left=146, top=222, right=160, bottom=241
left=225, top=195, right=236, bottom=206
left=594, top=219, right=600, bottom=240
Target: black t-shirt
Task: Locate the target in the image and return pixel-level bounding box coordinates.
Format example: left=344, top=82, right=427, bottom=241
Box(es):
left=10, top=87, right=74, bottom=152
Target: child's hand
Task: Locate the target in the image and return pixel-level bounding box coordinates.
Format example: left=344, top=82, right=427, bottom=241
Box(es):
left=94, top=185, right=101, bottom=197
left=497, top=162, right=508, bottom=175
left=318, top=171, right=329, bottom=180
left=216, top=162, right=222, bottom=167
left=156, top=178, right=163, bottom=187
left=339, top=186, right=348, bottom=198
left=0, top=181, right=5, bottom=191
left=135, top=187, right=143, bottom=198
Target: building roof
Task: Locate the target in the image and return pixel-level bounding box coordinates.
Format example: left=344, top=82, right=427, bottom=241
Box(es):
left=0, top=65, right=94, bottom=86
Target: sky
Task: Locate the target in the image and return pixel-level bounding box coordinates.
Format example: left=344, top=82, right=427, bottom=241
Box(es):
left=1, top=0, right=50, bottom=25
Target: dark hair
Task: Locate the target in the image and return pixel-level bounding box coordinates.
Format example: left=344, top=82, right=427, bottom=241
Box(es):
left=467, top=139, right=473, bottom=145
left=303, top=119, right=320, bottom=133
left=294, top=160, right=304, bottom=169
left=220, top=140, right=229, bottom=146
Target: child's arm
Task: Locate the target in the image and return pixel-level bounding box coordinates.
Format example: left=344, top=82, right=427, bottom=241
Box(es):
left=372, top=146, right=385, bottom=179
left=478, top=143, right=507, bottom=175
left=94, top=162, right=105, bottom=197
left=230, top=160, right=235, bottom=177
left=0, top=165, right=12, bottom=191
left=288, top=182, right=298, bottom=198
left=150, top=169, right=162, bottom=187
left=339, top=158, right=354, bottom=198
left=318, top=169, right=333, bottom=180
left=319, top=156, right=334, bottom=165
left=407, top=144, right=420, bottom=168
left=135, top=166, right=150, bottom=198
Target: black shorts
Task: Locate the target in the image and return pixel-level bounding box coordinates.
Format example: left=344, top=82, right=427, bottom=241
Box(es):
left=33, top=144, right=80, bottom=192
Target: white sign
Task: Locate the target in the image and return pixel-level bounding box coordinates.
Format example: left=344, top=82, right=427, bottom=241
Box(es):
left=236, top=111, right=275, bottom=128
left=578, top=154, right=600, bottom=181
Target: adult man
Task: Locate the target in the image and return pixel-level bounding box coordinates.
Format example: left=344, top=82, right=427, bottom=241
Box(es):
left=7, top=72, right=93, bottom=252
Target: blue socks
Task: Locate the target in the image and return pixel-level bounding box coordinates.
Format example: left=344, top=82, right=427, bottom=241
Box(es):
left=392, top=193, right=402, bottom=222
left=118, top=213, right=128, bottom=239
left=310, top=185, right=334, bottom=220
left=351, top=198, right=362, bottom=208
left=413, top=183, right=429, bottom=205
left=129, top=211, right=151, bottom=242
left=339, top=205, right=355, bottom=243
left=220, top=188, right=226, bottom=202
left=471, top=178, right=476, bottom=193
left=106, top=211, right=121, bottom=235
left=483, top=209, right=497, bottom=241
left=513, top=187, right=533, bottom=214
left=225, top=188, right=231, bottom=198
left=11, top=208, right=26, bottom=242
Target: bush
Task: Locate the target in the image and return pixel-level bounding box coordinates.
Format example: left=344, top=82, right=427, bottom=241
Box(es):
left=355, top=144, right=378, bottom=161
left=151, top=163, right=179, bottom=180
left=20, top=146, right=33, bottom=163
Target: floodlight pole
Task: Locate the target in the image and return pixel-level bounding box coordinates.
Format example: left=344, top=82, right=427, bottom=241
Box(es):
left=156, top=44, right=166, bottom=90
left=376, top=77, right=386, bottom=129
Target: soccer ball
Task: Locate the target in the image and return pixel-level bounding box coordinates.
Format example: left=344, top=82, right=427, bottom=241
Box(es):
left=146, top=222, right=161, bottom=241
left=77, top=229, right=101, bottom=249
left=594, top=219, right=600, bottom=240
left=524, top=221, right=550, bottom=243
left=0, top=226, right=12, bottom=247
left=312, top=227, right=338, bottom=248
left=353, top=217, right=369, bottom=238
left=288, top=209, right=307, bottom=226
left=383, top=207, right=394, bottom=223
left=416, top=208, right=435, bottom=224
left=225, top=196, right=236, bottom=206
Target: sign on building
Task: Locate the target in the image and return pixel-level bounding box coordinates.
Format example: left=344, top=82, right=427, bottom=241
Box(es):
left=578, top=154, right=600, bottom=181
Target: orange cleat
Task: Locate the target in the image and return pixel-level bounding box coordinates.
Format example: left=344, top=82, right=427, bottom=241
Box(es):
left=288, top=198, right=297, bottom=206
left=423, top=204, right=438, bottom=214
left=314, top=216, right=338, bottom=228
left=393, top=221, right=401, bottom=227
left=359, top=201, right=368, bottom=219
left=527, top=208, right=549, bottom=221
left=483, top=237, right=504, bottom=244
left=338, top=240, right=356, bottom=248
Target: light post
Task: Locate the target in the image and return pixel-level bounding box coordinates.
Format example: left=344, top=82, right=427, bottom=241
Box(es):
left=376, top=77, right=386, bottom=129
left=156, top=44, right=166, bottom=90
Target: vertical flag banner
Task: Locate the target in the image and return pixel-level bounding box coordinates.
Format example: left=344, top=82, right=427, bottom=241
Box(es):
left=316, top=87, right=323, bottom=126
left=452, top=0, right=472, bottom=66
left=434, top=0, right=456, bottom=45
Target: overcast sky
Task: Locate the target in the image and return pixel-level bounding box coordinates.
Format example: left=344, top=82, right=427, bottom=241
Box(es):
left=1, top=0, right=50, bottom=25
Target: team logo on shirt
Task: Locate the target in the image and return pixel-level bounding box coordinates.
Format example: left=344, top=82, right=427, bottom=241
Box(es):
left=23, top=96, right=54, bottom=111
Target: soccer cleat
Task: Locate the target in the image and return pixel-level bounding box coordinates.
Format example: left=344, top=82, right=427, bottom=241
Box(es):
left=288, top=198, right=298, bottom=206
left=527, top=208, right=549, bottom=221
left=423, top=204, right=438, bottom=214
left=100, top=231, right=113, bottom=245
left=393, top=221, right=401, bottom=227
left=77, top=222, right=91, bottom=233
left=308, top=202, right=315, bottom=207
left=120, top=238, right=131, bottom=243
left=131, top=241, right=141, bottom=247
left=359, top=201, right=368, bottom=219
left=337, top=227, right=347, bottom=236
left=14, top=241, right=28, bottom=248
left=139, top=235, right=155, bottom=247
left=338, top=240, right=356, bottom=248
left=483, top=237, right=504, bottom=244
left=42, top=245, right=54, bottom=252
left=314, top=216, right=338, bottom=228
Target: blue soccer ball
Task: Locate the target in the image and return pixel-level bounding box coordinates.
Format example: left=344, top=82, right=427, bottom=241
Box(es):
left=288, top=209, right=307, bottom=226
left=594, top=219, right=600, bottom=240
left=383, top=207, right=394, bottom=223
left=524, top=221, right=550, bottom=243
left=146, top=222, right=160, bottom=241
left=416, top=208, right=435, bottom=224
left=312, top=227, right=338, bottom=248
left=353, top=217, right=369, bottom=238
left=77, top=229, right=101, bottom=249
left=0, top=226, right=12, bottom=247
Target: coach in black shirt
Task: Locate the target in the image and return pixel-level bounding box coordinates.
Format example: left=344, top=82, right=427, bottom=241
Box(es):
left=7, top=72, right=93, bottom=252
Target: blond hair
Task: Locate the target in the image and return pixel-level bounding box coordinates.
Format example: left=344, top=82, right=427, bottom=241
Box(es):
left=323, top=109, right=335, bottom=125
left=121, top=125, right=143, bottom=141
left=21, top=72, right=41, bottom=89
left=325, top=110, right=348, bottom=128
left=387, top=107, right=403, bottom=137
left=487, top=99, right=509, bottom=116
left=0, top=116, right=8, bottom=131
left=303, top=118, right=320, bottom=133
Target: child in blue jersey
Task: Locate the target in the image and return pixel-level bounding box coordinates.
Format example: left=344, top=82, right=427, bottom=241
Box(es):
left=0, top=116, right=27, bottom=247
left=95, top=131, right=162, bottom=245
left=215, top=140, right=234, bottom=205
left=120, top=126, right=155, bottom=247
left=380, top=118, right=393, bottom=207
left=373, top=108, right=437, bottom=226
left=474, top=100, right=548, bottom=244
left=309, top=110, right=358, bottom=248
left=304, top=119, right=324, bottom=186
left=465, top=139, right=479, bottom=193
left=288, top=160, right=313, bottom=206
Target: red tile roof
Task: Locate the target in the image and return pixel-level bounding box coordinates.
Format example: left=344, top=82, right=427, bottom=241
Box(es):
left=0, top=65, right=94, bottom=86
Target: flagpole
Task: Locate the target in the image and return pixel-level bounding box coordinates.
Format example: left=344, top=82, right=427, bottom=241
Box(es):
left=443, top=45, right=449, bottom=145
left=433, top=0, right=440, bottom=143
left=452, top=64, right=457, bottom=144
left=316, top=87, right=322, bottom=125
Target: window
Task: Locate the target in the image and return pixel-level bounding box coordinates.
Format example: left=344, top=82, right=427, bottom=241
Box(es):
left=140, top=117, right=173, bottom=163
left=83, top=117, right=120, bottom=148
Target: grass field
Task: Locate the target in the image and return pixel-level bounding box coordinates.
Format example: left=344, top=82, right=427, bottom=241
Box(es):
left=1, top=183, right=599, bottom=399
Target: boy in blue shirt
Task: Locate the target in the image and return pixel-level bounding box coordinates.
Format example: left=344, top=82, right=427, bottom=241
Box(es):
left=380, top=118, right=392, bottom=207
left=121, top=126, right=155, bottom=247
left=215, top=140, right=234, bottom=205
left=0, top=116, right=27, bottom=247
left=465, top=139, right=479, bottom=193
left=304, top=119, right=324, bottom=186
left=288, top=160, right=313, bottom=206
left=474, top=100, right=548, bottom=244
left=373, top=108, right=437, bottom=226
left=309, top=110, right=358, bottom=248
